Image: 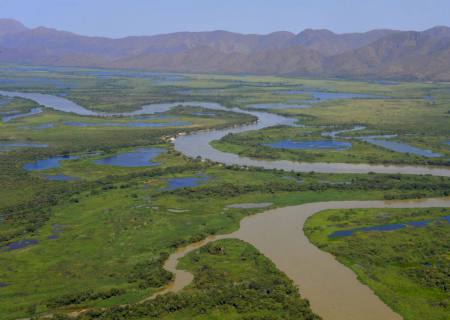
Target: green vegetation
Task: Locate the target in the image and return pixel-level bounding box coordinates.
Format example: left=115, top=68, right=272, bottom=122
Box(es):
left=57, top=239, right=320, bottom=320
left=304, top=207, right=450, bottom=320
left=213, top=124, right=450, bottom=166
left=213, top=94, right=450, bottom=166
left=0, top=65, right=449, bottom=319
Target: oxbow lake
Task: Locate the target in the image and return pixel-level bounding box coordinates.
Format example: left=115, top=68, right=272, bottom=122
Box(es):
left=94, top=148, right=165, bottom=167
left=264, top=140, right=352, bottom=151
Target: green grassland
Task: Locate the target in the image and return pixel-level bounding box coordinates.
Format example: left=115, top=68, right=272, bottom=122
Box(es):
left=183, top=74, right=450, bottom=167
left=304, top=207, right=450, bottom=320
left=74, top=239, right=321, bottom=320
left=42, top=239, right=320, bottom=320
left=1, top=154, right=449, bottom=318
left=0, top=65, right=449, bottom=319
left=212, top=124, right=450, bottom=166
left=212, top=96, right=450, bottom=166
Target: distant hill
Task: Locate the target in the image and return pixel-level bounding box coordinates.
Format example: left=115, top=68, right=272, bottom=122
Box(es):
left=1, top=19, right=449, bottom=80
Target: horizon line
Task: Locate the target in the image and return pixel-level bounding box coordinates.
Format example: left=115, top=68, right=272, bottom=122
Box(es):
left=1, top=17, right=449, bottom=39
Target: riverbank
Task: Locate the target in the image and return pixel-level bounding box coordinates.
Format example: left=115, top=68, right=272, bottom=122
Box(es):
left=156, top=198, right=450, bottom=320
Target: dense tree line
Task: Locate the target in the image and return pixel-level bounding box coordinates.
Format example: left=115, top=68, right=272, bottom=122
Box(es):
left=49, top=241, right=321, bottom=320
left=127, top=253, right=173, bottom=289
left=47, top=288, right=126, bottom=308
left=164, top=173, right=450, bottom=200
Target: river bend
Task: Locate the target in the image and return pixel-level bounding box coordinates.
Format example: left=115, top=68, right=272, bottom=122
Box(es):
left=159, top=198, right=450, bottom=320
left=1, top=90, right=448, bottom=176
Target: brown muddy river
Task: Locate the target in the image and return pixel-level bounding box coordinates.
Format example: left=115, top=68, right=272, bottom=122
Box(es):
left=159, top=198, right=450, bottom=320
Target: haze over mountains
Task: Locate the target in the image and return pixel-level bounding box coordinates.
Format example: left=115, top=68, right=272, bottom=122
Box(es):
left=1, top=19, right=450, bottom=80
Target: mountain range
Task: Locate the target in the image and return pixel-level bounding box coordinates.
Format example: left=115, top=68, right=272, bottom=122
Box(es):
left=1, top=19, right=450, bottom=80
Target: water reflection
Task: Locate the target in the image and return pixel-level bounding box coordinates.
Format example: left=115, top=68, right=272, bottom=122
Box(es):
left=264, top=140, right=352, bottom=151
left=329, top=215, right=450, bottom=237
left=24, top=155, right=80, bottom=171
left=94, top=147, right=165, bottom=167
left=359, top=135, right=442, bottom=158
left=165, top=175, right=209, bottom=191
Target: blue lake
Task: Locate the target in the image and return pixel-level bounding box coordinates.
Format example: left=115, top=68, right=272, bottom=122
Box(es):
left=264, top=140, right=352, bottom=151
left=2, top=108, right=43, bottom=122
left=64, top=121, right=191, bottom=128
left=360, top=136, right=442, bottom=158
left=24, top=155, right=80, bottom=171
left=95, top=148, right=165, bottom=167
left=165, top=175, right=209, bottom=191
left=329, top=215, right=450, bottom=237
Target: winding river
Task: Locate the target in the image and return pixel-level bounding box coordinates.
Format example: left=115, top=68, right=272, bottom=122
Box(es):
left=158, top=198, right=450, bottom=320
left=173, top=123, right=450, bottom=176
left=2, top=90, right=450, bottom=319
left=2, top=90, right=449, bottom=176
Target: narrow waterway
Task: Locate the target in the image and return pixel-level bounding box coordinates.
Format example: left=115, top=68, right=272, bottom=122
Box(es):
left=174, top=129, right=450, bottom=176
left=1, top=90, right=449, bottom=176
left=158, top=198, right=450, bottom=320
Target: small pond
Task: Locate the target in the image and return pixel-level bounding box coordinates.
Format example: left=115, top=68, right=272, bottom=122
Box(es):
left=264, top=140, right=352, bottom=151
left=94, top=147, right=165, bottom=167
left=165, top=175, right=209, bottom=191
left=360, top=136, right=442, bottom=158
left=24, top=155, right=80, bottom=171
left=5, top=239, right=39, bottom=251
left=329, top=215, right=450, bottom=237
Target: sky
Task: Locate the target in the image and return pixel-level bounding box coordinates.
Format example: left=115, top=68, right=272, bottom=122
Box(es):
left=1, top=0, right=449, bottom=38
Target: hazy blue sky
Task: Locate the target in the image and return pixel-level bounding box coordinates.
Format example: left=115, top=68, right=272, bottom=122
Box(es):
left=1, top=0, right=449, bottom=37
